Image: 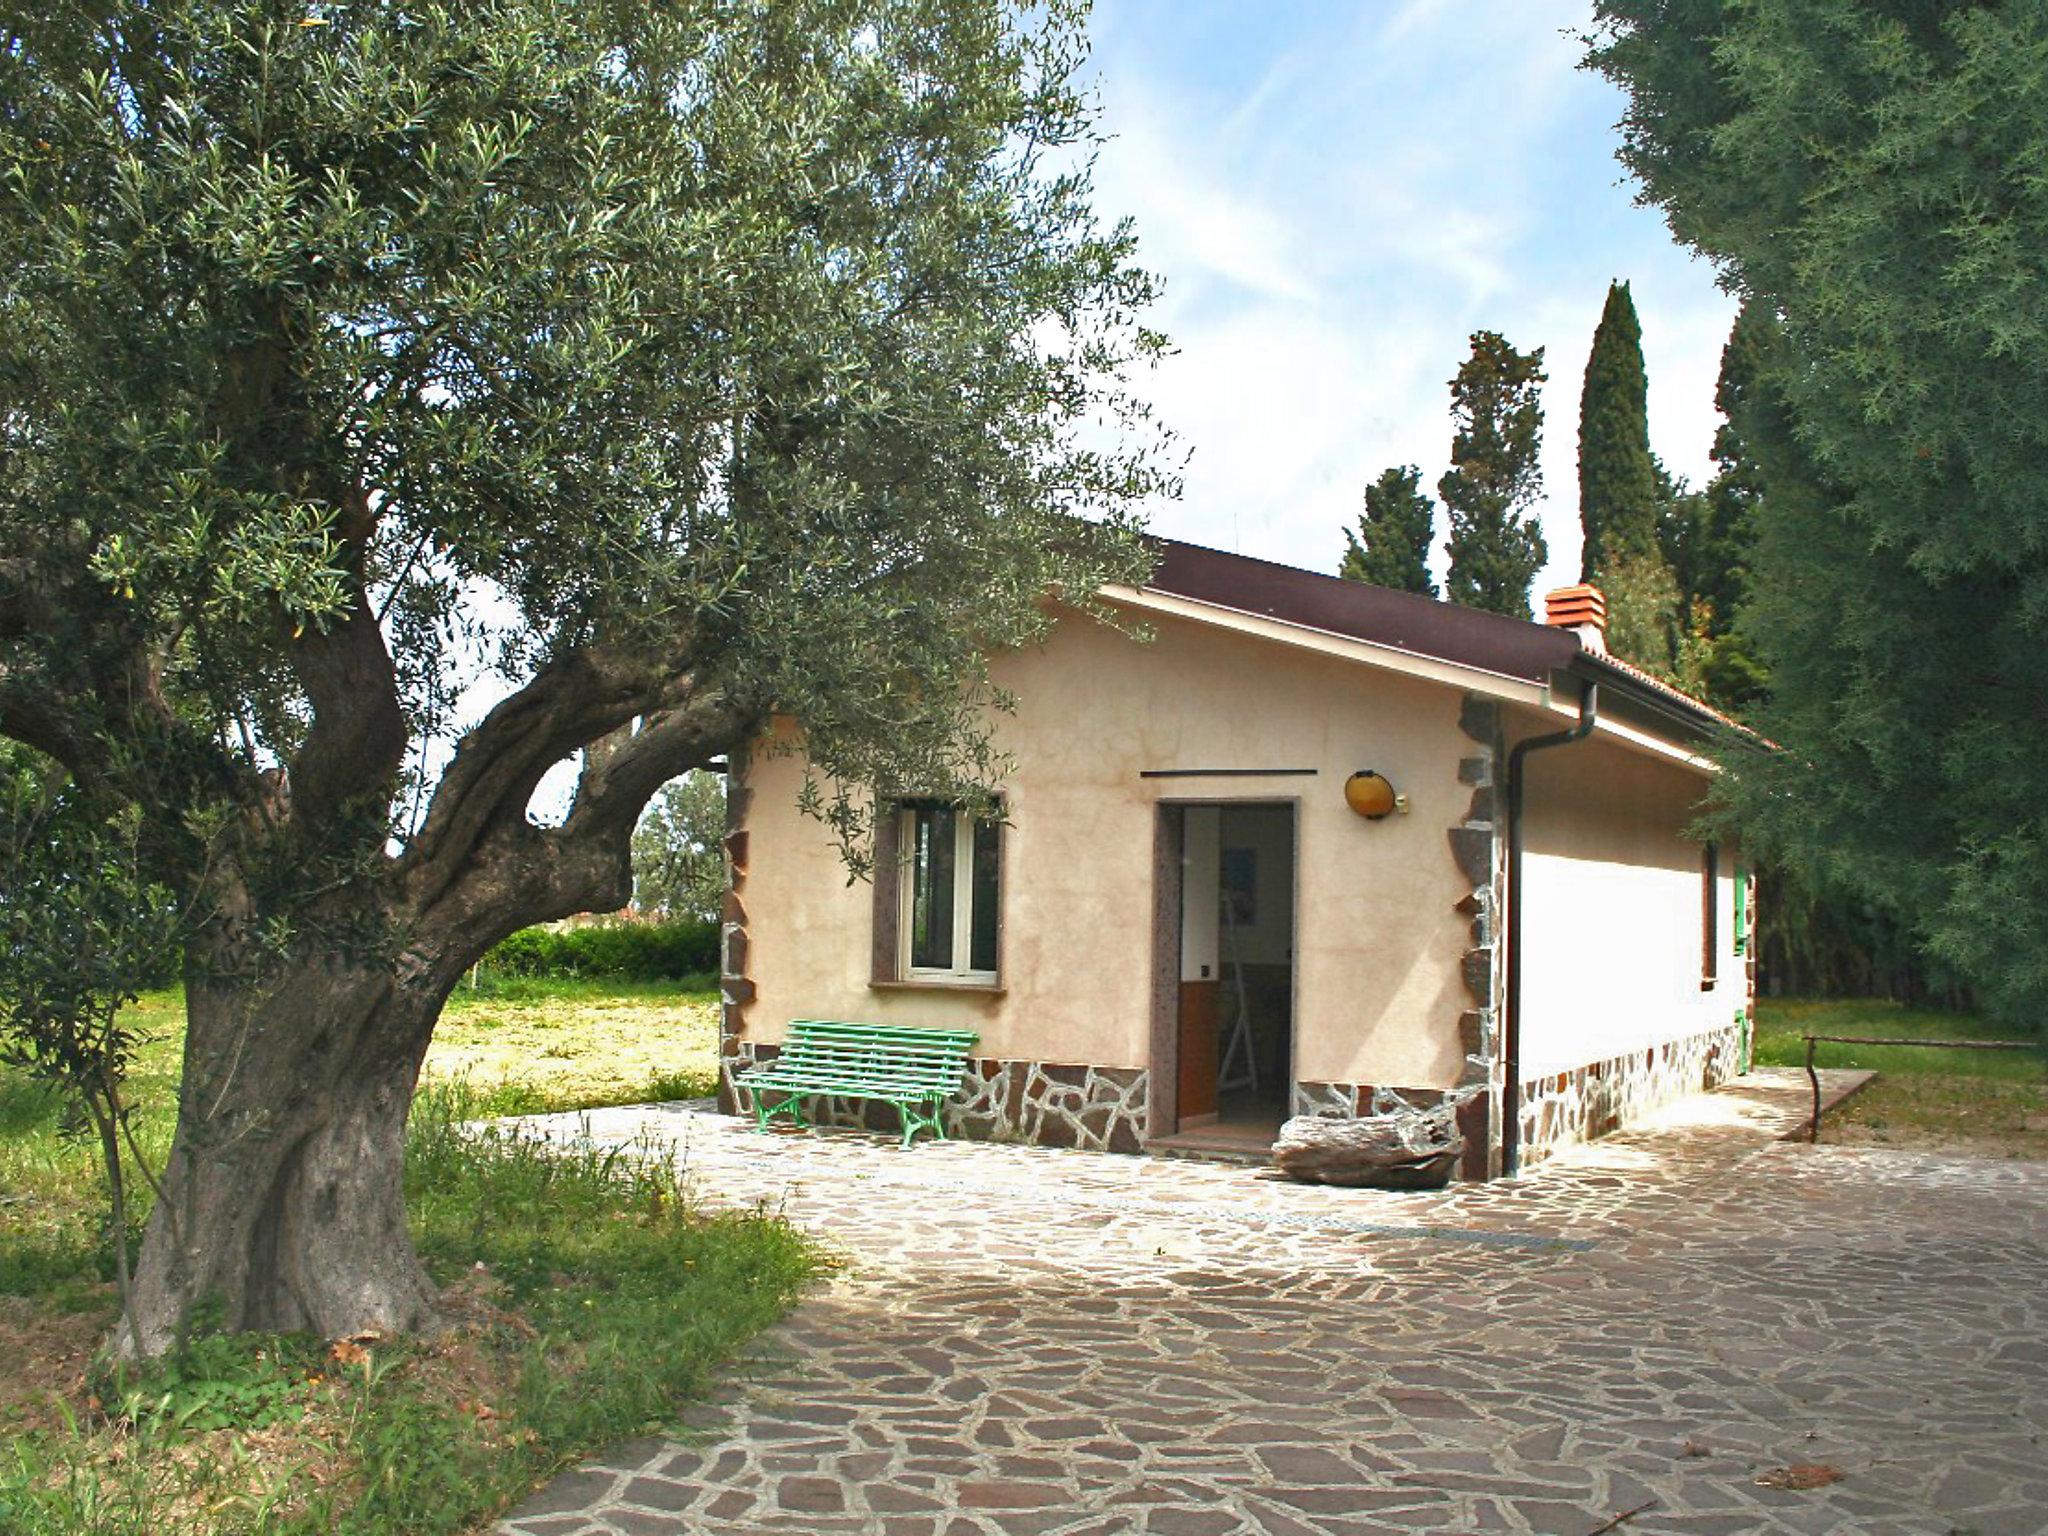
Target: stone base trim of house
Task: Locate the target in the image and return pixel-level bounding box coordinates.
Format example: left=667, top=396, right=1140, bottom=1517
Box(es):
left=954, top=1061, right=1148, bottom=1153
left=1291, top=1081, right=1459, bottom=1119
left=1517, top=1017, right=1747, bottom=1166
left=1290, top=1080, right=1493, bottom=1182
left=718, top=1043, right=1149, bottom=1155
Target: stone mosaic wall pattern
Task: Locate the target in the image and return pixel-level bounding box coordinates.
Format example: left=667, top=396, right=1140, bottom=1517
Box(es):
left=723, top=1043, right=1148, bottom=1154
left=1290, top=1081, right=1466, bottom=1121
left=950, top=1060, right=1148, bottom=1153
left=1517, top=1018, right=1746, bottom=1166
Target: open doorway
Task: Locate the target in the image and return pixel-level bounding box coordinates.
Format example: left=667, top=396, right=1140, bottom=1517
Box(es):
left=1167, top=802, right=1295, bottom=1143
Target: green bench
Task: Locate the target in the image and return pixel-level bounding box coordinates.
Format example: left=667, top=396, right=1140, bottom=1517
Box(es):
left=735, top=1020, right=980, bottom=1148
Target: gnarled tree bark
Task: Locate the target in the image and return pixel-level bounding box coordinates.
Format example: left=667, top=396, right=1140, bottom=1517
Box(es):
left=124, top=960, right=446, bottom=1354
left=113, top=653, right=749, bottom=1355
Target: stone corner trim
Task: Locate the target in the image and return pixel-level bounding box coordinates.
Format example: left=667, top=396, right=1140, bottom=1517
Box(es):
left=1447, top=691, right=1507, bottom=1178
left=716, top=763, right=755, bottom=1118
left=1290, top=694, right=1511, bottom=1181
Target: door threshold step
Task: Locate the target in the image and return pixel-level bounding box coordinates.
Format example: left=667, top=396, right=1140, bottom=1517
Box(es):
left=1148, top=1126, right=1281, bottom=1166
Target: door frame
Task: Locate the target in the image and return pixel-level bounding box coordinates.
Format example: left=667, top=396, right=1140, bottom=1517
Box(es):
left=1147, top=797, right=1301, bottom=1141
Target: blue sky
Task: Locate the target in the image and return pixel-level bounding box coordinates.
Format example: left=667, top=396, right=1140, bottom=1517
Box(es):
left=1079, top=0, right=1738, bottom=596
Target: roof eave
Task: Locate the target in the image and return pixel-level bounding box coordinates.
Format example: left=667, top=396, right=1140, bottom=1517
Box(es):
left=1105, top=583, right=1555, bottom=706
left=1567, top=652, right=1740, bottom=743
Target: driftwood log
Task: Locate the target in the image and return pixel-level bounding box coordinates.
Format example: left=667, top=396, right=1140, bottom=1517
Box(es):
left=1273, top=1106, right=1463, bottom=1189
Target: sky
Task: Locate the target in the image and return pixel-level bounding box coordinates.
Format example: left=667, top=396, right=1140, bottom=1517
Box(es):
left=1078, top=0, right=1739, bottom=596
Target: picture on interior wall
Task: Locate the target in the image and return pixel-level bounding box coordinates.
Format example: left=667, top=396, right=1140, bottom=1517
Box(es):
left=1221, top=848, right=1257, bottom=924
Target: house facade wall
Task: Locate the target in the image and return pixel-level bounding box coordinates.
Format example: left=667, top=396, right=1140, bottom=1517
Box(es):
left=724, top=606, right=1485, bottom=1147
left=1512, top=728, right=1748, bottom=1163
left=722, top=602, right=1746, bottom=1169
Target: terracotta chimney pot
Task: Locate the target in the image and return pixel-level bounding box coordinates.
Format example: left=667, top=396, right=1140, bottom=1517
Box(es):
left=1544, top=584, right=1608, bottom=654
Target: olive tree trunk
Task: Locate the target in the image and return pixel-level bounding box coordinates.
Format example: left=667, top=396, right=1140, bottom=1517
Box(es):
left=108, top=643, right=739, bottom=1356
left=119, top=951, right=459, bottom=1356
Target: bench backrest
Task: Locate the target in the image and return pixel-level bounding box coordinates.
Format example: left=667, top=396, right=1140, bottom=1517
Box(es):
left=776, top=1019, right=979, bottom=1090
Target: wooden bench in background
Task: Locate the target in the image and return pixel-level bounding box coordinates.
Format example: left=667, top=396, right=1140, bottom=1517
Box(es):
left=735, top=1020, right=979, bottom=1148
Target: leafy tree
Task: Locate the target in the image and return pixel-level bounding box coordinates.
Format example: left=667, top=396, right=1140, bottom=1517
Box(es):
left=1599, top=546, right=1681, bottom=676
left=632, top=771, right=728, bottom=923
left=1577, top=280, right=1661, bottom=580
left=0, top=0, right=1166, bottom=1352
left=1441, top=332, right=1548, bottom=618
left=1588, top=0, right=2048, bottom=1024
left=0, top=748, right=188, bottom=1359
left=1340, top=466, right=1437, bottom=596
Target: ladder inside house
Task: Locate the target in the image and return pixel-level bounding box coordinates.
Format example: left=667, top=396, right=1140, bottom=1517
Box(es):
left=1218, top=897, right=1258, bottom=1095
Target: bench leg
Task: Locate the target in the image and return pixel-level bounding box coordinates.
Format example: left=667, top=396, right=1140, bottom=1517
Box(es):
left=897, top=1097, right=945, bottom=1149
left=751, top=1089, right=808, bottom=1133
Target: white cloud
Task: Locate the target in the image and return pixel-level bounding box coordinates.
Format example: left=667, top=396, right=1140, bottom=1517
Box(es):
left=1378, top=0, right=1460, bottom=51
left=1092, top=82, right=1315, bottom=308
left=1082, top=0, right=1738, bottom=597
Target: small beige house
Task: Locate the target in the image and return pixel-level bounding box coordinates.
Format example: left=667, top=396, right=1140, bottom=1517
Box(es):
left=717, top=541, right=1754, bottom=1178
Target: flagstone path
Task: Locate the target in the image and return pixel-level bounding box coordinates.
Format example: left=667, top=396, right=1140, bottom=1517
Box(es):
left=498, top=1070, right=2048, bottom=1536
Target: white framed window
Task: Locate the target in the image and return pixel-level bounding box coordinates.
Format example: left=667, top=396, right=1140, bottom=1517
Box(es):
left=898, top=802, right=1001, bottom=982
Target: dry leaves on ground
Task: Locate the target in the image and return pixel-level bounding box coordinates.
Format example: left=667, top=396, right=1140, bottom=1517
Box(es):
left=1756, top=1463, right=1845, bottom=1490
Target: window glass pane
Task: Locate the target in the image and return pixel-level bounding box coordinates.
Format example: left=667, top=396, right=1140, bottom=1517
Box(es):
left=969, top=816, right=1001, bottom=974
left=909, top=806, right=956, bottom=970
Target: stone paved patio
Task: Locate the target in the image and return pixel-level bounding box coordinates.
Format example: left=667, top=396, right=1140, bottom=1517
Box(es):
left=498, top=1070, right=2048, bottom=1536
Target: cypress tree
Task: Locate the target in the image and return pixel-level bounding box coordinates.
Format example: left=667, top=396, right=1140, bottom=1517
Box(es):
left=1441, top=332, right=1548, bottom=618
left=1657, top=301, right=1782, bottom=709
left=1695, top=299, right=1773, bottom=640
left=1577, top=279, right=1660, bottom=580
left=1340, top=466, right=1438, bottom=596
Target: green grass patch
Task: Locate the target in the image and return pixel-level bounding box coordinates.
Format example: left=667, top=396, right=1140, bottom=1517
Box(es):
left=1, top=981, right=721, bottom=1303
left=0, top=987, right=810, bottom=1534
left=0, top=996, right=179, bottom=1303
left=1754, top=996, right=2044, bottom=1080
left=432, top=976, right=721, bottom=1109
left=1755, top=997, right=2047, bottom=1154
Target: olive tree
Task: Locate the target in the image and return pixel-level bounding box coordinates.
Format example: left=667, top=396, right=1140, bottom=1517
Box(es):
left=0, top=0, right=1165, bottom=1353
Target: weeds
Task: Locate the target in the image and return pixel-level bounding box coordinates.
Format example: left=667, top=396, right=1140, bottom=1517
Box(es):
left=99, top=1319, right=323, bottom=1435
left=0, top=1003, right=810, bottom=1534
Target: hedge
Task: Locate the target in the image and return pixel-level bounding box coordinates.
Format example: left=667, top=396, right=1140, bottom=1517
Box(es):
left=482, top=919, right=718, bottom=981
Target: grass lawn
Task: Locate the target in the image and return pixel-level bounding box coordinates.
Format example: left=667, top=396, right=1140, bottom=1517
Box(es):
left=428, top=974, right=723, bottom=1113
left=1754, top=996, right=2048, bottom=1157
left=0, top=977, right=815, bottom=1535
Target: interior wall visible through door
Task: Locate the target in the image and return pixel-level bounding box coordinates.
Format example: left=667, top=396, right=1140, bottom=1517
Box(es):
left=1161, top=801, right=1296, bottom=1139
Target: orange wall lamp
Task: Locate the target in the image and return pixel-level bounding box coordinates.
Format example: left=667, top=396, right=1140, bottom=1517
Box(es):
left=1344, top=770, right=1407, bottom=820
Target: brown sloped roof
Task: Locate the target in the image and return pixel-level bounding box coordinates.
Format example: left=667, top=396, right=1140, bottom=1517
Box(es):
left=1141, top=538, right=1732, bottom=737
left=1144, top=538, right=1574, bottom=682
